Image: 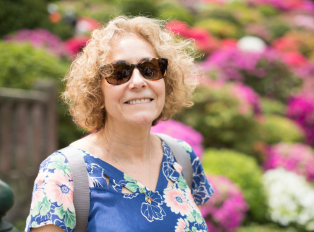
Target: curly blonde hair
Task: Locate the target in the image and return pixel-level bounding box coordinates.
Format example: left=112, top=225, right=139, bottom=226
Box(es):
left=62, top=16, right=199, bottom=131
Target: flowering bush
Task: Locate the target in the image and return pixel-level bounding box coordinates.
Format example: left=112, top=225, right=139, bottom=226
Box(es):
left=201, top=175, right=248, bottom=232
left=201, top=48, right=301, bottom=101
left=4, top=29, right=66, bottom=57
left=64, top=36, right=90, bottom=57
left=264, top=143, right=314, bottom=182
left=287, top=94, right=314, bottom=145
left=251, top=0, right=314, bottom=14
left=151, top=119, right=204, bottom=158
left=176, top=84, right=261, bottom=155
left=166, top=20, right=219, bottom=53
left=263, top=168, right=314, bottom=231
left=202, top=148, right=267, bottom=222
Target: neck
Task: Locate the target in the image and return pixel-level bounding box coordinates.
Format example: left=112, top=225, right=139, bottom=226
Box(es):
left=95, top=119, right=153, bottom=163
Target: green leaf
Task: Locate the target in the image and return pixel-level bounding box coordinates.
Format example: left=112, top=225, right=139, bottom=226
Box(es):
left=178, top=141, right=192, bottom=153
left=192, top=210, right=204, bottom=224
left=177, top=174, right=188, bottom=189
left=49, top=155, right=71, bottom=175
left=124, top=174, right=136, bottom=183
left=64, top=210, right=76, bottom=229
left=125, top=183, right=139, bottom=192
left=192, top=227, right=198, bottom=232
left=55, top=206, right=66, bottom=219
left=39, top=197, right=51, bottom=216
left=186, top=212, right=195, bottom=223
left=30, top=202, right=40, bottom=217
left=31, top=221, right=38, bottom=228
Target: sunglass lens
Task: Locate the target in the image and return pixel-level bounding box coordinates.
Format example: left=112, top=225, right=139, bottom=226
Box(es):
left=107, top=63, right=132, bottom=85
left=139, top=59, right=163, bottom=80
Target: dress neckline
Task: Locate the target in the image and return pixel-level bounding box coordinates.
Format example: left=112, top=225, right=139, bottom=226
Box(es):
left=75, top=141, right=172, bottom=193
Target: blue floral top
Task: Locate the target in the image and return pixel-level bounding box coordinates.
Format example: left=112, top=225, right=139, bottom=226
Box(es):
left=25, top=140, right=214, bottom=232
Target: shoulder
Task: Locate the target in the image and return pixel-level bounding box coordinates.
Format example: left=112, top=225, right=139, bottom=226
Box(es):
left=25, top=151, right=76, bottom=231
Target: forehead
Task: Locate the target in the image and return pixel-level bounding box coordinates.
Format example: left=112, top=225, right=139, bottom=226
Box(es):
left=109, top=34, right=157, bottom=63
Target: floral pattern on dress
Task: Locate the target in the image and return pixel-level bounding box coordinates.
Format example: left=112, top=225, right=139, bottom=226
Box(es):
left=25, top=139, right=213, bottom=232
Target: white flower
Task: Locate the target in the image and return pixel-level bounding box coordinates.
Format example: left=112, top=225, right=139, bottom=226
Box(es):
left=263, top=168, right=314, bottom=230
left=237, top=36, right=266, bottom=53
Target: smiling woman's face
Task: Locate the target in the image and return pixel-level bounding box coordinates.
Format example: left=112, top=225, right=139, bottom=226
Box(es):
left=101, top=34, right=166, bottom=127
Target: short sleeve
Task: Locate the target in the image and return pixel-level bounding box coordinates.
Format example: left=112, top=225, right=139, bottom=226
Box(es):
left=176, top=140, right=214, bottom=206
left=24, top=152, right=76, bottom=232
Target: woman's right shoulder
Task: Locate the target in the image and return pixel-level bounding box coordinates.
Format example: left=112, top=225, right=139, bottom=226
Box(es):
left=25, top=151, right=76, bottom=232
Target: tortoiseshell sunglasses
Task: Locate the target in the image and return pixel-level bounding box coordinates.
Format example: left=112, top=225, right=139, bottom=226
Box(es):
left=100, top=58, right=168, bottom=85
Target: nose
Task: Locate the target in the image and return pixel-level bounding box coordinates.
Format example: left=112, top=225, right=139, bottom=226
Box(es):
left=128, top=67, right=147, bottom=89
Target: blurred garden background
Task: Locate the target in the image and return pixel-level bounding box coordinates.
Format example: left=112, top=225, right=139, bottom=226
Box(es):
left=1, top=0, right=314, bottom=231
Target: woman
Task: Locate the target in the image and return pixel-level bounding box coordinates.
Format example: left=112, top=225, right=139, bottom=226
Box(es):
left=25, top=16, right=214, bottom=232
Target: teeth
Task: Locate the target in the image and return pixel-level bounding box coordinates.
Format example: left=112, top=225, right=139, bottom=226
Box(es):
left=128, top=99, right=151, bottom=104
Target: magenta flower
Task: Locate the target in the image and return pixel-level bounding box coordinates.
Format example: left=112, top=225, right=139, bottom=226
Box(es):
left=64, top=36, right=90, bottom=57
left=4, top=29, right=66, bottom=57
left=287, top=94, right=314, bottom=145
left=151, top=119, right=204, bottom=158
left=264, top=143, right=314, bottom=182
left=231, top=83, right=261, bottom=115
left=201, top=175, right=248, bottom=232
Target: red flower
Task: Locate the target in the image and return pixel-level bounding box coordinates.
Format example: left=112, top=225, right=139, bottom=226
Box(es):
left=64, top=36, right=90, bottom=57
left=282, top=51, right=307, bottom=67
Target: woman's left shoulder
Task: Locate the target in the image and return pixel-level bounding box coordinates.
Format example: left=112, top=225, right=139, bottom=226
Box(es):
left=175, top=139, right=199, bottom=163
left=175, top=139, right=215, bottom=206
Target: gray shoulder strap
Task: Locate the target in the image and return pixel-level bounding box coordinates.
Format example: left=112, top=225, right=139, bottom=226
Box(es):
left=58, top=146, right=90, bottom=232
left=154, top=133, right=193, bottom=189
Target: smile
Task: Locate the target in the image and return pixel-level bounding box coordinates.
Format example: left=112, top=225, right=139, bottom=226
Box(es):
left=125, top=98, right=153, bottom=105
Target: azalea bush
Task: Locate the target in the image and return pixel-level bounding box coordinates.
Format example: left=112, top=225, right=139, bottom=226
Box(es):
left=151, top=119, right=204, bottom=158
left=258, top=115, right=305, bottom=144
left=176, top=83, right=261, bottom=155
left=4, top=29, right=67, bottom=58
left=287, top=94, right=314, bottom=145
left=201, top=175, right=248, bottom=232
left=263, top=168, right=314, bottom=231
left=202, top=148, right=267, bottom=223
left=264, top=143, right=314, bottom=182
left=201, top=48, right=301, bottom=101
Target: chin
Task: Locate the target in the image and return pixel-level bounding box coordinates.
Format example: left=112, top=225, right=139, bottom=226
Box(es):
left=129, top=114, right=156, bottom=126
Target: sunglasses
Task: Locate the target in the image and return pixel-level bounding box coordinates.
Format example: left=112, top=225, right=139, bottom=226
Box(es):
left=100, top=58, right=168, bottom=85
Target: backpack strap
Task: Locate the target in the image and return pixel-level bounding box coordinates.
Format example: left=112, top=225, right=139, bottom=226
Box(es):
left=58, top=146, right=90, bottom=232
left=154, top=133, right=193, bottom=189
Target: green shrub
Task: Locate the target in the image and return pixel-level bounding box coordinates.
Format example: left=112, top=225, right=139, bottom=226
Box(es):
left=0, top=41, right=85, bottom=148
left=195, top=18, right=242, bottom=39
left=202, top=148, right=268, bottom=223
left=260, top=98, right=286, bottom=115
left=113, top=0, right=158, bottom=17
left=236, top=223, right=299, bottom=232
left=176, top=85, right=260, bottom=155
left=157, top=0, right=194, bottom=25
left=258, top=115, right=305, bottom=144
left=0, top=0, right=73, bottom=39
left=0, top=42, right=68, bottom=89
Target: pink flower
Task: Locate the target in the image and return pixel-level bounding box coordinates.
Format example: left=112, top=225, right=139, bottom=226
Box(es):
left=64, top=36, right=90, bottom=57
left=201, top=175, right=248, bottom=232
left=166, top=21, right=190, bottom=37
left=264, top=143, right=314, bottom=182
left=45, top=169, right=74, bottom=212
left=164, top=188, right=193, bottom=216
left=151, top=119, right=204, bottom=158
left=173, top=162, right=183, bottom=174
left=175, top=218, right=189, bottom=232
left=31, top=171, right=46, bottom=209
left=282, top=51, right=307, bottom=68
